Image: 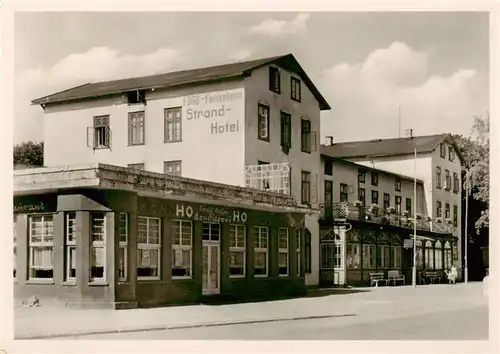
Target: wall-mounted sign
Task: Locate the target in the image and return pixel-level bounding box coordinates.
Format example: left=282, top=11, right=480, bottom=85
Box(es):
left=175, top=203, right=248, bottom=224
left=13, top=195, right=57, bottom=214
left=403, top=239, right=414, bottom=248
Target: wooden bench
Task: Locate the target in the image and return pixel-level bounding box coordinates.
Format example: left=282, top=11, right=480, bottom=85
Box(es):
left=425, top=271, right=439, bottom=284
left=387, top=270, right=405, bottom=286
left=369, top=272, right=387, bottom=287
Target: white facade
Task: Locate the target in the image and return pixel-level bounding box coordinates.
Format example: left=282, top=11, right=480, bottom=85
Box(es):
left=40, top=61, right=327, bottom=287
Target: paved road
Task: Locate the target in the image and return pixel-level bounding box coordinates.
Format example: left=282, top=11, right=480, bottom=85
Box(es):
left=74, top=304, right=488, bottom=340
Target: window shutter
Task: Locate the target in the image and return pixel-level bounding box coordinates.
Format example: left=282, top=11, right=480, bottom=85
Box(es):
left=87, top=127, right=94, bottom=148
left=106, top=126, right=112, bottom=148
left=280, top=114, right=285, bottom=146
left=311, top=131, right=317, bottom=151
left=311, top=173, right=318, bottom=203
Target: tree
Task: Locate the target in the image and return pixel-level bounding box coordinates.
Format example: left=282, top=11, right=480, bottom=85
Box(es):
left=453, top=113, right=490, bottom=231
left=13, top=141, right=44, bottom=167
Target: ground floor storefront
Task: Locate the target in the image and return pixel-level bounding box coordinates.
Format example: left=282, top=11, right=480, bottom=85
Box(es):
left=318, top=221, right=458, bottom=287
left=13, top=164, right=309, bottom=309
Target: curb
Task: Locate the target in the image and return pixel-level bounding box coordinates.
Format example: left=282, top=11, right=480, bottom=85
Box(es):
left=16, top=313, right=357, bottom=340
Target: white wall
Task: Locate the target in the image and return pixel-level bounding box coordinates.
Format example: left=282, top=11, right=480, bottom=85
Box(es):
left=43, top=86, right=246, bottom=186
left=347, top=154, right=433, bottom=219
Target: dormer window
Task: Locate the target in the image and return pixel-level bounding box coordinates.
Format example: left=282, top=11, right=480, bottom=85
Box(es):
left=127, top=90, right=146, bottom=105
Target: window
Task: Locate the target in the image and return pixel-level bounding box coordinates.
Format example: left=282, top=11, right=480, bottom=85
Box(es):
left=453, top=205, right=458, bottom=227
left=334, top=244, right=343, bottom=269
left=280, top=111, right=292, bottom=148
left=296, top=229, right=301, bottom=276
left=395, top=178, right=401, bottom=192
left=346, top=244, right=361, bottom=269
left=228, top=225, right=246, bottom=277
left=358, top=169, right=366, bottom=183
left=90, top=115, right=111, bottom=149
left=371, top=171, right=379, bottom=186
left=301, top=119, right=312, bottom=153
left=395, top=196, right=402, bottom=214
left=436, top=167, right=442, bottom=189
left=257, top=104, right=270, bottom=141
left=437, top=201, right=442, bottom=218
left=440, top=143, right=446, bottom=158
left=445, top=203, right=450, bottom=219
left=425, top=241, right=434, bottom=269
left=392, top=246, right=401, bottom=268
left=137, top=216, right=161, bottom=279
left=172, top=220, right=192, bottom=278
left=164, top=107, right=182, bottom=143
left=358, top=188, right=365, bottom=206
left=444, top=241, right=452, bottom=269
left=445, top=170, right=451, bottom=191
left=371, top=190, right=379, bottom=205
left=127, top=163, right=145, bottom=171
left=362, top=244, right=376, bottom=268
left=119, top=213, right=128, bottom=281
left=164, top=160, right=182, bottom=176
left=64, top=212, right=76, bottom=281
left=278, top=228, right=289, bottom=276
left=324, top=160, right=333, bottom=175
left=301, top=171, right=311, bottom=204
left=449, top=146, right=455, bottom=162
left=202, top=223, right=220, bottom=241
left=453, top=173, right=459, bottom=193
left=324, top=180, right=333, bottom=208
left=269, top=66, right=281, bottom=93
left=406, top=198, right=412, bottom=215
left=379, top=245, right=390, bottom=268
left=291, top=77, right=301, bottom=101
left=28, top=214, right=54, bottom=280
left=128, top=111, right=145, bottom=146
left=254, top=226, right=269, bottom=277
left=304, top=229, right=311, bottom=273
left=127, top=90, right=145, bottom=104
left=383, top=193, right=390, bottom=210
left=416, top=241, right=423, bottom=268
left=340, top=183, right=349, bottom=202
left=90, top=212, right=106, bottom=282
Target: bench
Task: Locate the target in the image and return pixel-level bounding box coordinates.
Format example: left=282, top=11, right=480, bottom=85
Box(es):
left=425, top=271, right=439, bottom=284
left=369, top=272, right=387, bottom=287
left=387, top=270, right=405, bottom=286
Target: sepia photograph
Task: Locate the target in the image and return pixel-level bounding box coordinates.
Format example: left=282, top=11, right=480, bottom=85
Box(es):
left=2, top=1, right=497, bottom=352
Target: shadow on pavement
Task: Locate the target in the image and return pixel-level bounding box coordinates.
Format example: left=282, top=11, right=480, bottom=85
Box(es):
left=199, top=288, right=370, bottom=306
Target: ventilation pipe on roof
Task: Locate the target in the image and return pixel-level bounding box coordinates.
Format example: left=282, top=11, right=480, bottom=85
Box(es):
left=325, top=136, right=334, bottom=146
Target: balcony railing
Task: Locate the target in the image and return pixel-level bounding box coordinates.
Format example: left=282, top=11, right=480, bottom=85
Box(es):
left=244, top=162, right=291, bottom=195
left=320, top=202, right=454, bottom=235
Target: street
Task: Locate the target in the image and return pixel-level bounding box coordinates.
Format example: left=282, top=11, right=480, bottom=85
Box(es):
left=72, top=303, right=488, bottom=340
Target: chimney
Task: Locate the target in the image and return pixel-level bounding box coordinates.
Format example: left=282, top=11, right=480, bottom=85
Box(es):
left=325, top=136, right=334, bottom=146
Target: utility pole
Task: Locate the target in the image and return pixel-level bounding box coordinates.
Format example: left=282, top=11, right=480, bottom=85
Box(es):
left=406, top=127, right=417, bottom=288
left=464, top=172, right=470, bottom=283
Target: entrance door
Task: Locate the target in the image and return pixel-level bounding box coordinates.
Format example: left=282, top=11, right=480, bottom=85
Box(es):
left=202, top=223, right=221, bottom=295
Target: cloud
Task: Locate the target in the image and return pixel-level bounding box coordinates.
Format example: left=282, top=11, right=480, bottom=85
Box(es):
left=14, top=46, right=186, bottom=143
left=320, top=41, right=487, bottom=142
left=247, top=13, right=310, bottom=37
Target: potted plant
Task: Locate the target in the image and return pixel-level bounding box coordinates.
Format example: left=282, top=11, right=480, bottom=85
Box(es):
left=381, top=215, right=389, bottom=224
left=387, top=206, right=396, bottom=215
left=416, top=213, right=422, bottom=220
left=435, top=217, right=443, bottom=224
left=425, top=215, right=432, bottom=222
left=353, top=200, right=363, bottom=207
left=445, top=218, right=453, bottom=225
left=402, top=210, right=409, bottom=218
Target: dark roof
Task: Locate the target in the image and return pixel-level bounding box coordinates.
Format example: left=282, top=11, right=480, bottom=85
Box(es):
left=326, top=156, right=424, bottom=184
left=321, top=133, right=464, bottom=163
left=32, top=53, right=331, bottom=110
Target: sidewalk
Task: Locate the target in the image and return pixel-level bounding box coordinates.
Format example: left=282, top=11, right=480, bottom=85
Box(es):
left=14, top=282, right=487, bottom=339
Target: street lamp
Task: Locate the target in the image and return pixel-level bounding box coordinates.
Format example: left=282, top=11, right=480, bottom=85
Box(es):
left=412, top=146, right=417, bottom=288
left=464, top=171, right=471, bottom=284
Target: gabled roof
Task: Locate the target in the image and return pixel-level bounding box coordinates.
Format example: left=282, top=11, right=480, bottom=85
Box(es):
left=321, top=133, right=464, bottom=164
left=32, top=53, right=331, bottom=110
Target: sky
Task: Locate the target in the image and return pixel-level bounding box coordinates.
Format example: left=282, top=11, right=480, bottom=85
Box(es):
left=14, top=11, right=489, bottom=144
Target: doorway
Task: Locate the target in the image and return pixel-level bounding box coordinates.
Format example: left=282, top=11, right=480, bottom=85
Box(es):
left=202, top=223, right=221, bottom=295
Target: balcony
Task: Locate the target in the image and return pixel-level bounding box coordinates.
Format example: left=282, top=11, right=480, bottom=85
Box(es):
left=245, top=162, right=291, bottom=195
left=319, top=202, right=454, bottom=235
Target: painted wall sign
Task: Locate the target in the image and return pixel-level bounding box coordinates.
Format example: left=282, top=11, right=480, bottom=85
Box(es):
left=13, top=195, right=58, bottom=214
left=183, top=90, right=244, bottom=136
left=175, top=203, right=247, bottom=224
